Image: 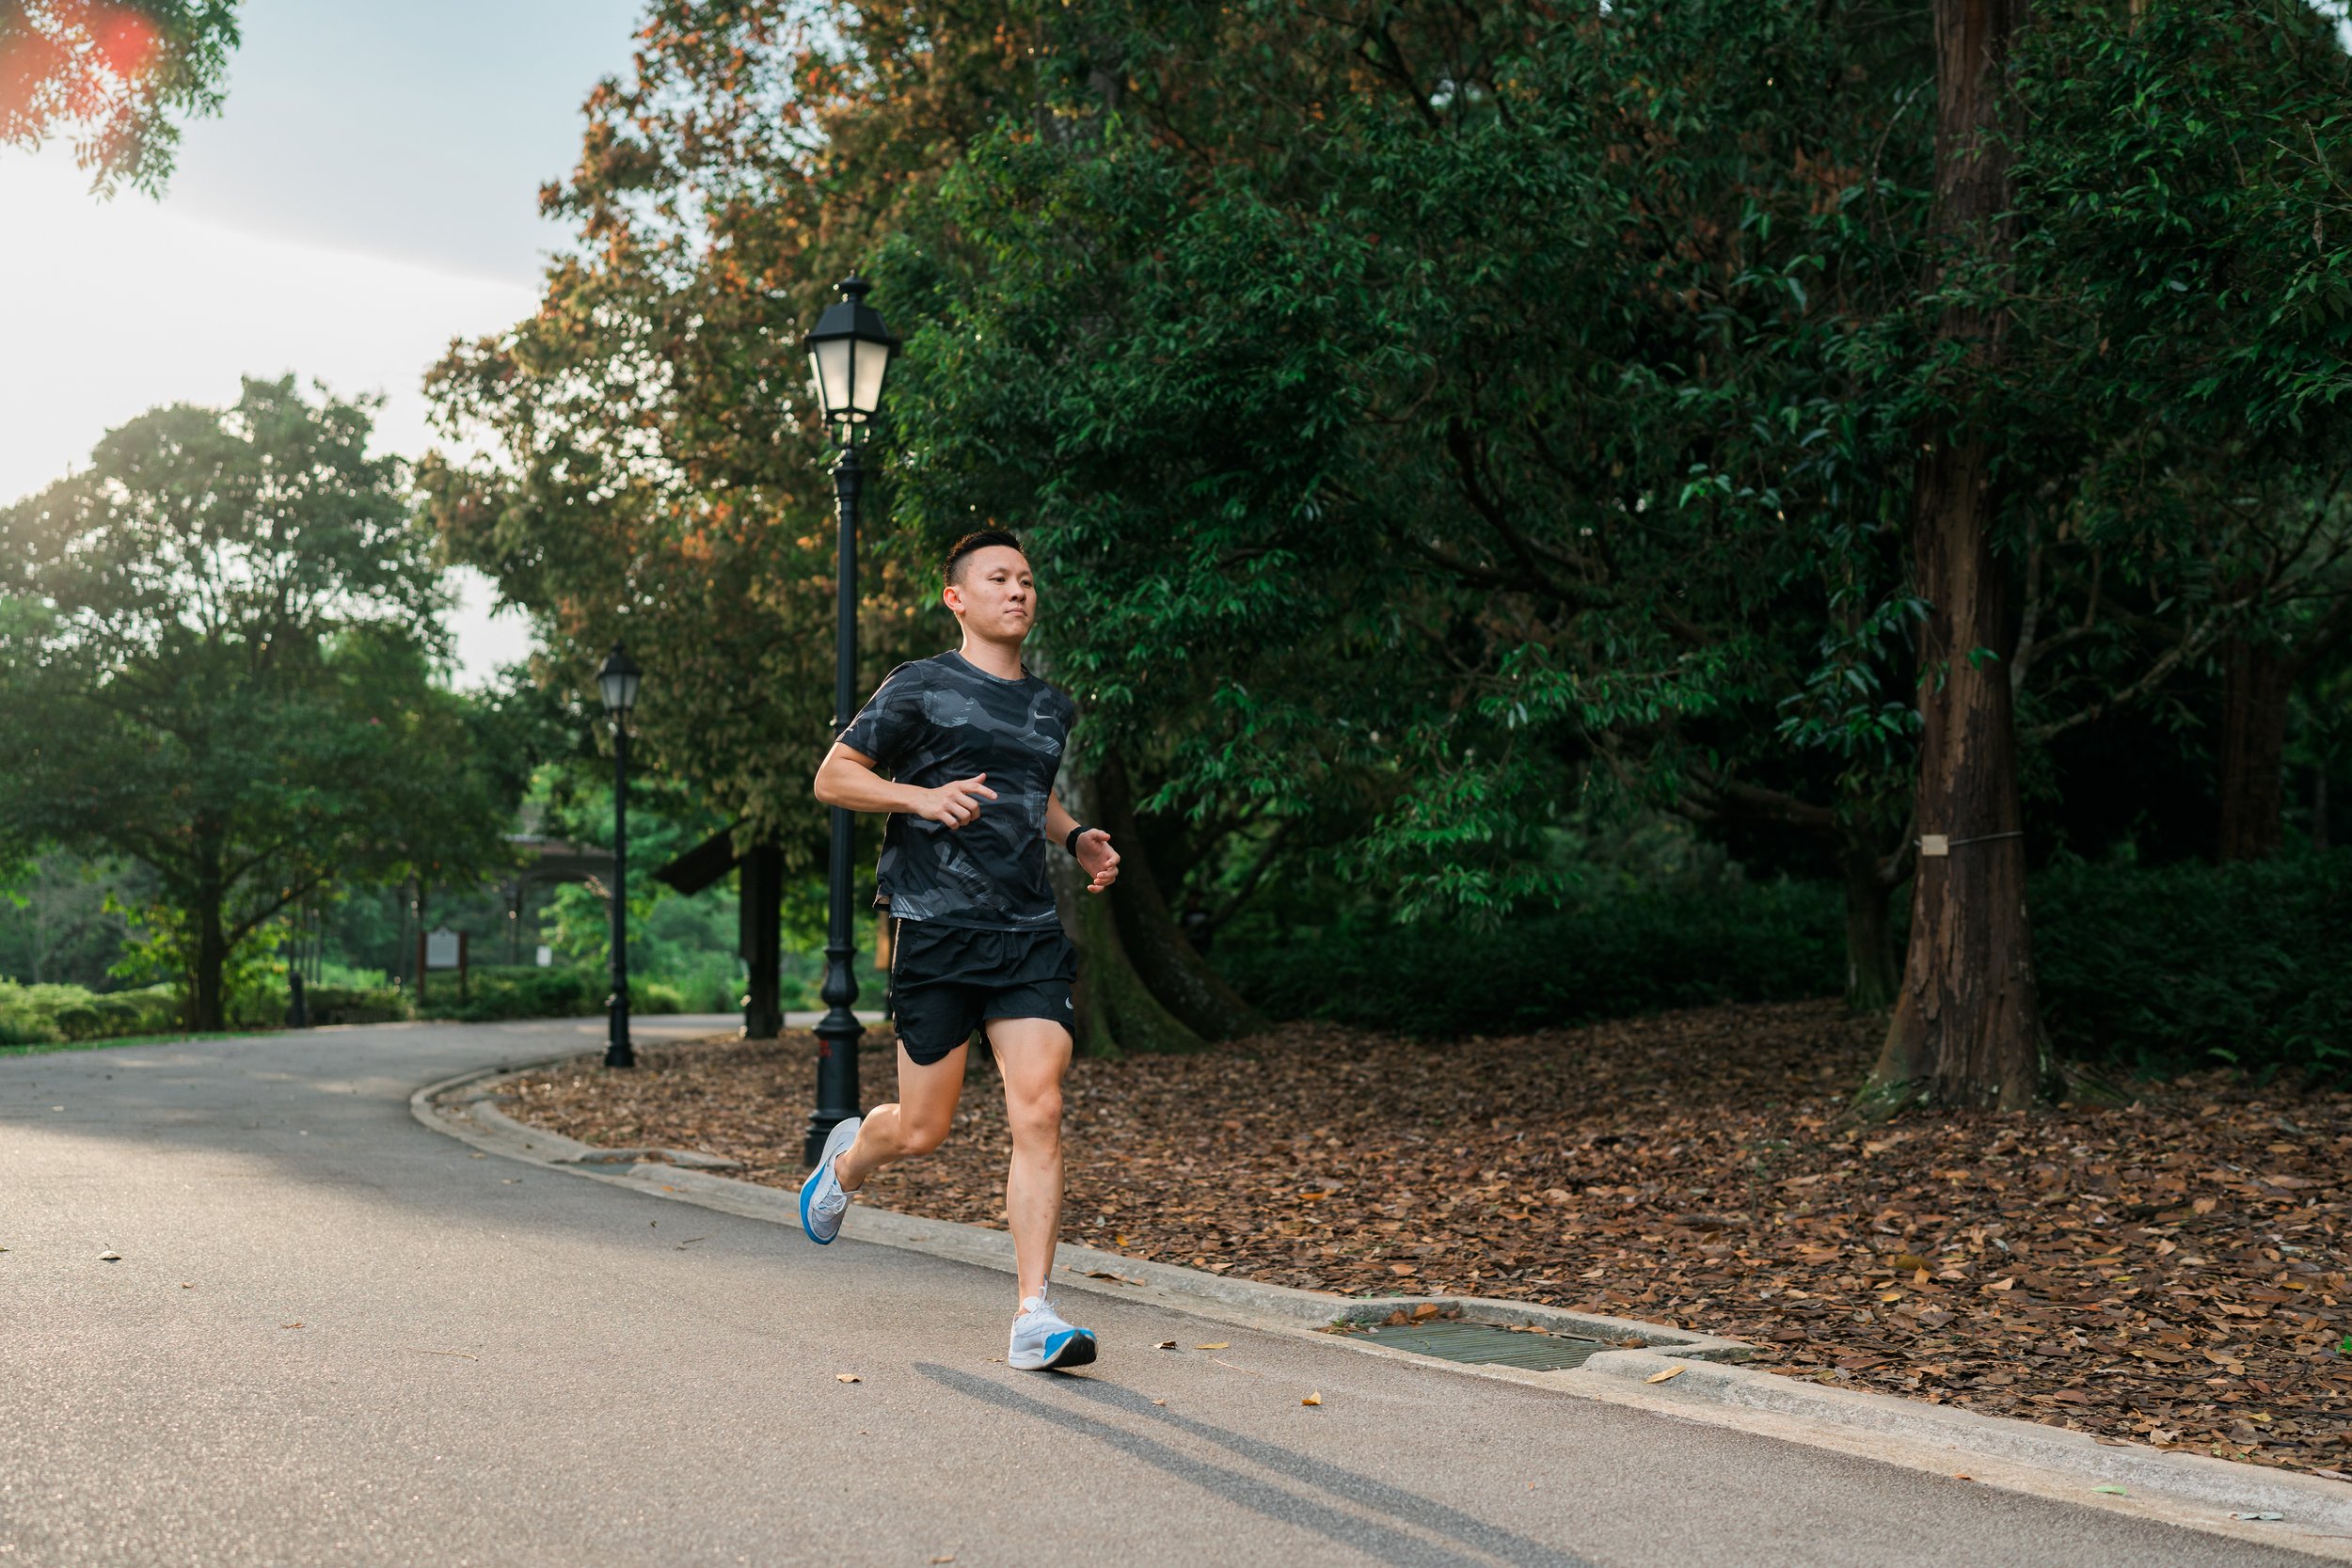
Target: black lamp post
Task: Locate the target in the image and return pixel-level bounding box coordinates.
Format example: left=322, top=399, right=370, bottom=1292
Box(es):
left=596, top=641, right=644, bottom=1069
left=801, top=275, right=900, bottom=1164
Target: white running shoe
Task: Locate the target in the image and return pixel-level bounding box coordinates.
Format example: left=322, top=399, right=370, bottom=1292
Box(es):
left=1008, top=1287, right=1098, bottom=1370
left=798, top=1116, right=862, bottom=1244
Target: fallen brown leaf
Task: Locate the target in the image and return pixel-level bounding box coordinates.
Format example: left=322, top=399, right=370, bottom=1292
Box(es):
left=1645, top=1366, right=1687, bottom=1384
left=1196, top=1342, right=1230, bottom=1350
left=1301, top=1392, right=1323, bottom=1406
left=836, top=1372, right=861, bottom=1383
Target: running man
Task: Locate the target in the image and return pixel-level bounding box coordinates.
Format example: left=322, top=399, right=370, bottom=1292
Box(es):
left=798, top=528, right=1120, bottom=1371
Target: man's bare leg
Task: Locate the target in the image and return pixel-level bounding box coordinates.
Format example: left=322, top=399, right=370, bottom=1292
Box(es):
left=834, top=1041, right=968, bottom=1191
left=985, top=1016, right=1073, bottom=1307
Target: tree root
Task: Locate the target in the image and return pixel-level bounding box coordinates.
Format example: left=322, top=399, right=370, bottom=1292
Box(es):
left=1843, top=1074, right=1927, bottom=1126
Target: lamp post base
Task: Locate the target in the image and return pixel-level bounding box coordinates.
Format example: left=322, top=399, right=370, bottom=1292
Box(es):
left=604, top=991, right=634, bottom=1070
left=804, top=1026, right=863, bottom=1163
left=804, top=938, right=863, bottom=1165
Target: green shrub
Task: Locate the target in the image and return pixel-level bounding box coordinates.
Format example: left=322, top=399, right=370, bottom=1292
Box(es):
left=86, top=990, right=175, bottom=1035
left=2033, top=851, right=2352, bottom=1074
left=0, top=981, right=180, bottom=1044
left=276, top=964, right=724, bottom=1026
left=1216, top=879, right=1843, bottom=1037
left=1219, top=852, right=2352, bottom=1075
left=417, top=965, right=603, bottom=1023
left=0, top=991, right=61, bottom=1045
left=304, top=985, right=412, bottom=1026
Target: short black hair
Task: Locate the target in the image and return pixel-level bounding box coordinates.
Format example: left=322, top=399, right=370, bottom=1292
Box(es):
left=945, top=528, right=1025, bottom=586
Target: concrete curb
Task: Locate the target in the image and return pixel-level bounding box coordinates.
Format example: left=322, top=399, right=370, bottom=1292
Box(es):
left=1580, top=1348, right=2352, bottom=1531
left=413, top=1055, right=2352, bottom=1559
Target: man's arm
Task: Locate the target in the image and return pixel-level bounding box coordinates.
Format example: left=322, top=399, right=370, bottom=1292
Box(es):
left=1045, top=790, right=1120, bottom=894
left=815, top=742, right=996, bottom=828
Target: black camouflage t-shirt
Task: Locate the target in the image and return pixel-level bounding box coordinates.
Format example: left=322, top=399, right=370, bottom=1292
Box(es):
left=838, top=650, right=1077, bottom=930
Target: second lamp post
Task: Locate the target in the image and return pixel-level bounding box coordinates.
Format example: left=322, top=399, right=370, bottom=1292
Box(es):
left=597, top=641, right=644, bottom=1069
left=801, top=276, right=899, bottom=1165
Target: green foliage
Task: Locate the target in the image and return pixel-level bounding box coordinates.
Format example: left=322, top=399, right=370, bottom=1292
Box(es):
left=400, top=966, right=697, bottom=1025
left=416, top=0, right=960, bottom=861
left=1219, top=880, right=1845, bottom=1037
left=0, top=981, right=179, bottom=1046
left=879, top=0, right=1944, bottom=939
left=0, top=1, right=242, bottom=196
left=2010, top=0, right=2352, bottom=445
left=425, top=0, right=2352, bottom=1066
left=0, top=851, right=144, bottom=988
left=414, top=965, right=602, bottom=1023
left=109, top=898, right=282, bottom=1017
left=0, top=378, right=537, bottom=1028
left=300, top=983, right=409, bottom=1027
left=1226, top=852, right=2352, bottom=1075
left=2033, top=851, right=2352, bottom=1073
left=1994, top=1, right=2352, bottom=764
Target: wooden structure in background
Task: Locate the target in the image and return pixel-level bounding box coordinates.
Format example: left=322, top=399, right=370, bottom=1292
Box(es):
left=655, top=829, right=785, bottom=1039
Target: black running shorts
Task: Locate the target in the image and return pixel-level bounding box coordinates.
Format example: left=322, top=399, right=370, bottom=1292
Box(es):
left=891, top=919, right=1078, bottom=1066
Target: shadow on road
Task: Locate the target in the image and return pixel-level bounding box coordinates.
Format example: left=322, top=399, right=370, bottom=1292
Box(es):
left=917, top=1362, right=1595, bottom=1568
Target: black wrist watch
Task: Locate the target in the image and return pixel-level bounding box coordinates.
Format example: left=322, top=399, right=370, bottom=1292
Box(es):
left=1064, top=824, right=1095, bottom=856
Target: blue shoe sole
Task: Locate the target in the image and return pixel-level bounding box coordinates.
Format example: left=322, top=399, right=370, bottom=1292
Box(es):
left=798, top=1167, right=833, bottom=1244
left=799, top=1117, right=860, bottom=1244
left=1040, top=1328, right=1098, bottom=1370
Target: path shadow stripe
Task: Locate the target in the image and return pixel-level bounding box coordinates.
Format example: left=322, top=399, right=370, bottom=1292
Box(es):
left=915, top=1364, right=1594, bottom=1568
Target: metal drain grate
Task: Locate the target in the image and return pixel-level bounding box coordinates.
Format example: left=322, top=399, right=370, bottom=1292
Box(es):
left=1354, top=1320, right=1613, bottom=1371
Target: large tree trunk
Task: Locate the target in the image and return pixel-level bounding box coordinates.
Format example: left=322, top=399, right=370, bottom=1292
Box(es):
left=739, top=842, right=785, bottom=1037
left=1091, top=755, right=1266, bottom=1041
left=1869, top=0, right=2044, bottom=1110
left=189, top=892, right=229, bottom=1033
left=1050, top=827, right=1202, bottom=1057
left=1840, top=836, right=1900, bottom=1013
left=2217, top=636, right=2292, bottom=862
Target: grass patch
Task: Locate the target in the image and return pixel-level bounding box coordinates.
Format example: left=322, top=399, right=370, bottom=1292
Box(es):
left=0, top=1028, right=268, bottom=1058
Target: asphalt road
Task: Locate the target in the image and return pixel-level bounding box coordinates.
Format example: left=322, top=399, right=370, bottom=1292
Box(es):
left=0, top=1019, right=2323, bottom=1567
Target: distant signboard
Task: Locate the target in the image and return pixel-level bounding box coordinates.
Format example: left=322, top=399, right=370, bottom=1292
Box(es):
left=424, top=928, right=463, bottom=971
left=535, top=944, right=553, bottom=969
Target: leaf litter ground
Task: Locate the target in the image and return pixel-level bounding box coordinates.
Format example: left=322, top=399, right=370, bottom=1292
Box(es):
left=503, top=999, right=2352, bottom=1477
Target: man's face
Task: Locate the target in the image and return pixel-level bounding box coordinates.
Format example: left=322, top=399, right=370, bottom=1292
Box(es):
left=946, top=545, right=1035, bottom=641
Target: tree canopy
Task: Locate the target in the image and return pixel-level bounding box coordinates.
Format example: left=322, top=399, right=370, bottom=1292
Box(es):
left=1, top=0, right=242, bottom=195
left=431, top=0, right=2352, bottom=1086
left=0, top=377, right=532, bottom=1027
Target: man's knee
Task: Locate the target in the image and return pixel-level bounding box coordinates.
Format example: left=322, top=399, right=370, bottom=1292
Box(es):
left=1007, top=1086, right=1062, bottom=1145
left=898, top=1116, right=953, bottom=1156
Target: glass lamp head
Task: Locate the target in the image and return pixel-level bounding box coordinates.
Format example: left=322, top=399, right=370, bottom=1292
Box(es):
left=596, top=642, right=643, bottom=717
left=801, top=275, right=899, bottom=429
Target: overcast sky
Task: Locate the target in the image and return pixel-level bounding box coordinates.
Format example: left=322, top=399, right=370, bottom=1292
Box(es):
left=2, top=0, right=646, bottom=684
